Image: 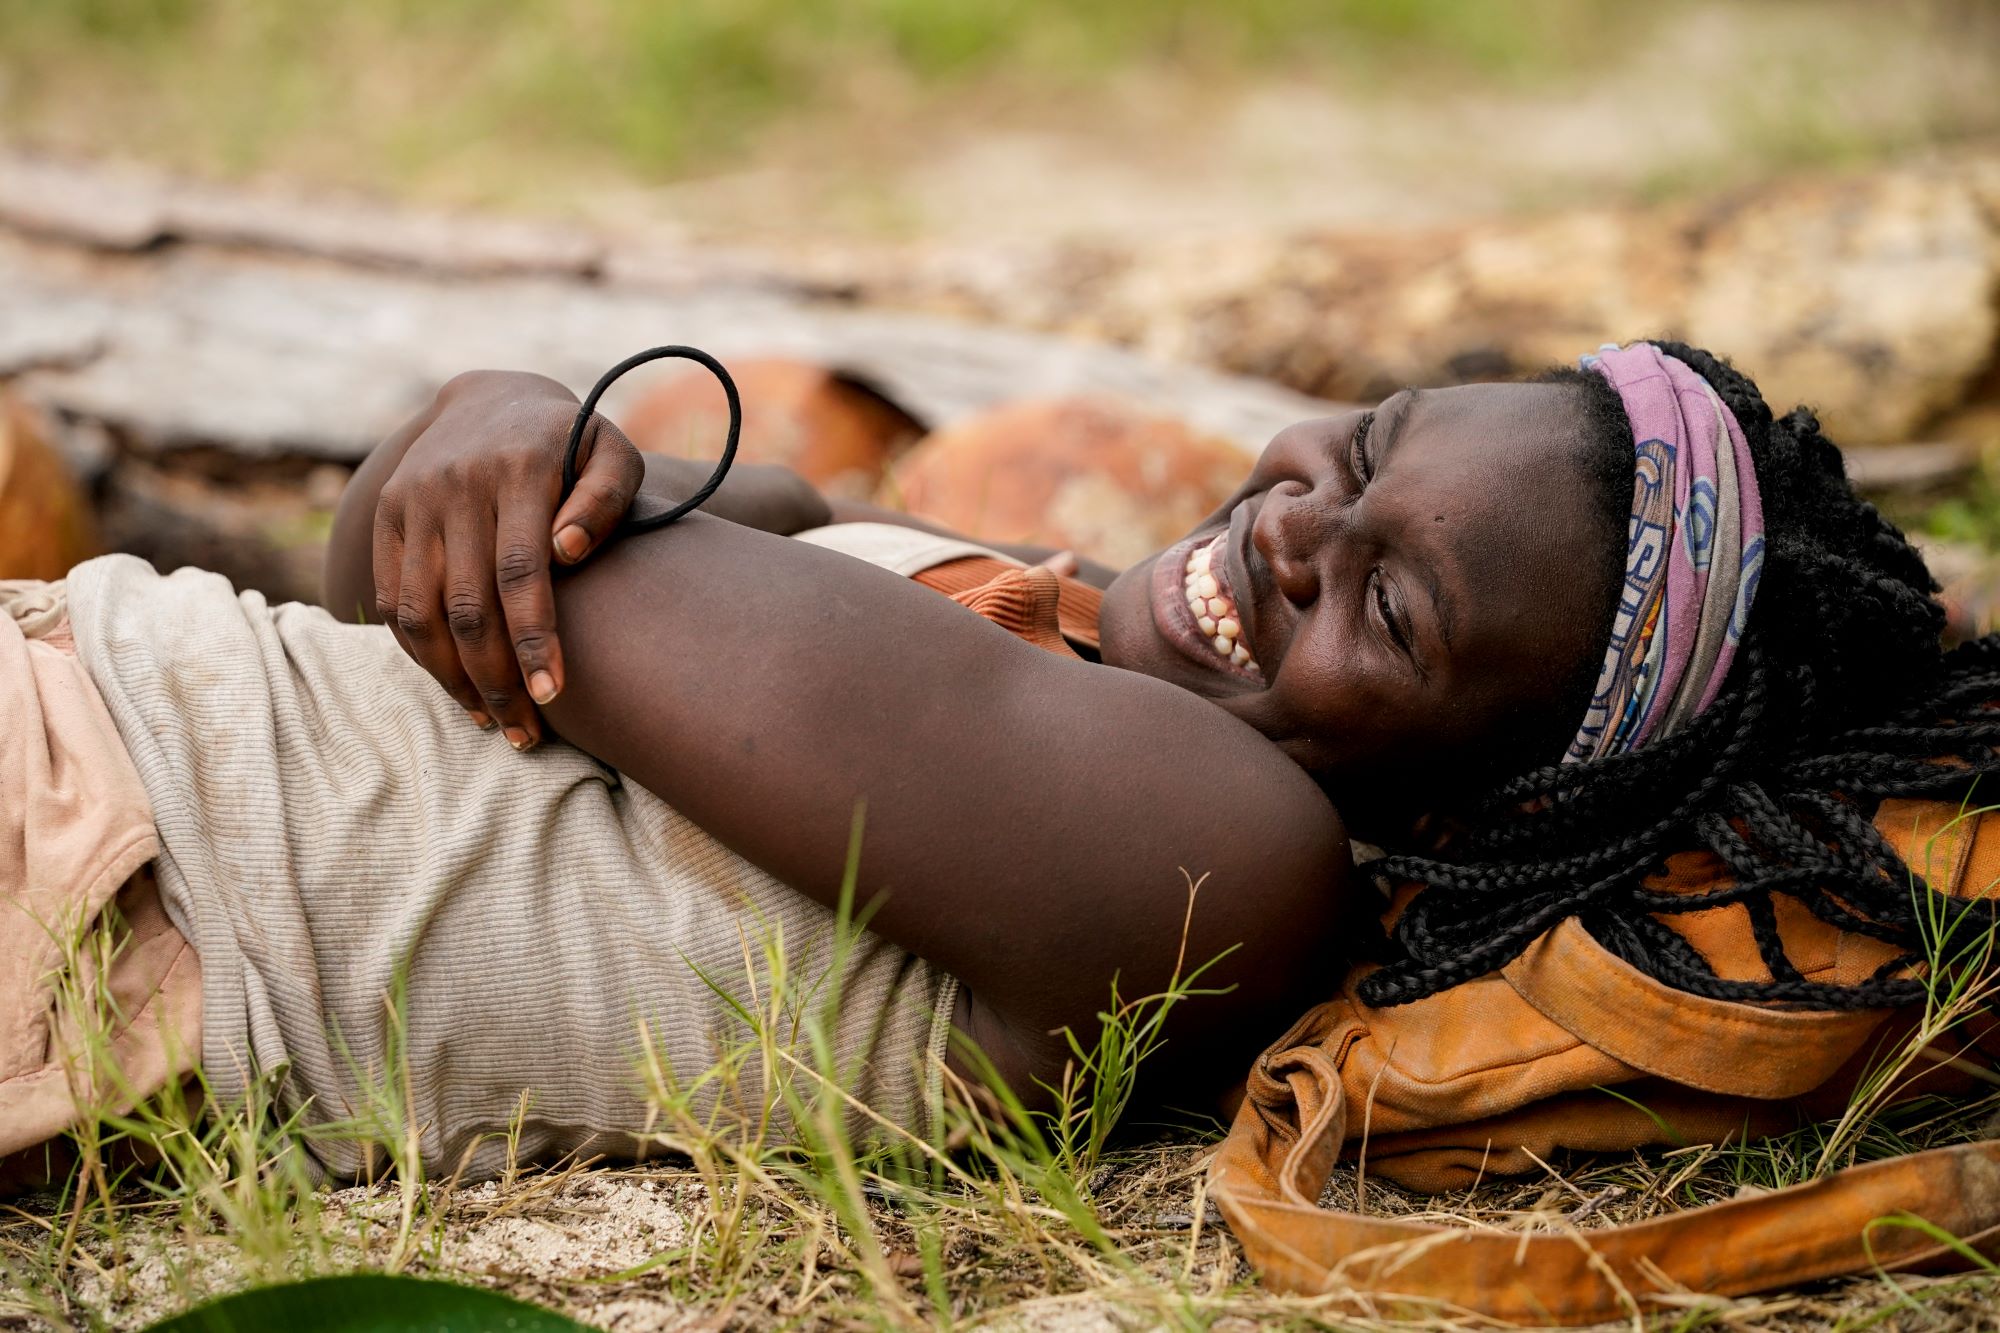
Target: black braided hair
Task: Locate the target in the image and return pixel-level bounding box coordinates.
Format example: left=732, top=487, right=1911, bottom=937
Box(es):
left=1359, top=339, right=2000, bottom=1010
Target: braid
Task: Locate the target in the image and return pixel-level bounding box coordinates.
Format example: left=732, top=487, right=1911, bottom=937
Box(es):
left=1359, top=340, right=2000, bottom=1011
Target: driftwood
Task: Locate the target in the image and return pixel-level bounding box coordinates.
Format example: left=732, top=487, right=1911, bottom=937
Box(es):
left=5, top=152, right=1983, bottom=479
left=0, top=153, right=1982, bottom=600
left=0, top=153, right=1336, bottom=600
left=0, top=154, right=1335, bottom=468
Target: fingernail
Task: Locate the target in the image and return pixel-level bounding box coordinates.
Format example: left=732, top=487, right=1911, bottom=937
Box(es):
left=528, top=670, right=558, bottom=705
left=554, top=526, right=588, bottom=562
left=504, top=727, right=532, bottom=751
left=468, top=709, right=495, bottom=730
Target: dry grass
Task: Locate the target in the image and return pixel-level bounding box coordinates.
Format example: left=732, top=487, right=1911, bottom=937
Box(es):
left=9, top=1127, right=1998, bottom=1332
left=4, top=842, right=1997, bottom=1330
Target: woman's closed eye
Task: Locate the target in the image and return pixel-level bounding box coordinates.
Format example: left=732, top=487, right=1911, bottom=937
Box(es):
left=1370, top=567, right=1413, bottom=660
left=1347, top=411, right=1377, bottom=484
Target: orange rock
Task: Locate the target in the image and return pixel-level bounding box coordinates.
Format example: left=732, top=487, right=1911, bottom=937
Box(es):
left=887, top=397, right=1250, bottom=567
left=0, top=394, right=97, bottom=581
left=620, top=358, right=922, bottom=500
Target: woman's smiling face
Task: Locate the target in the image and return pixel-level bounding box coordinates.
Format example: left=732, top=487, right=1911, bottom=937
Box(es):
left=1099, top=380, right=1623, bottom=819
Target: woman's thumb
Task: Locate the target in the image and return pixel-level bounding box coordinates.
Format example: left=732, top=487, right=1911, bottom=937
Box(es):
left=552, top=418, right=645, bottom=563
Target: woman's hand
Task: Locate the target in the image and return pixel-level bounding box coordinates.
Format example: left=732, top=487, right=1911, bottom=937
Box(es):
left=329, top=368, right=837, bottom=749
left=369, top=370, right=645, bottom=750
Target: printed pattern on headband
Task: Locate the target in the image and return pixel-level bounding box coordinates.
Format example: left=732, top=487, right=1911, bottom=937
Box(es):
left=1571, top=436, right=1673, bottom=760
left=1565, top=343, right=1766, bottom=764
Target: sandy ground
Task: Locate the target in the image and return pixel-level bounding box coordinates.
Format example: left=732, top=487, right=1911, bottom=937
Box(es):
left=15, top=1144, right=1997, bottom=1330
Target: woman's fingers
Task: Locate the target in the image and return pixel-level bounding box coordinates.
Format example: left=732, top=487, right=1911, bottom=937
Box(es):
left=372, top=491, right=487, bottom=718
left=441, top=503, right=542, bottom=749
left=551, top=415, right=646, bottom=564
left=360, top=374, right=608, bottom=745
left=494, top=485, right=564, bottom=708
left=392, top=520, right=493, bottom=730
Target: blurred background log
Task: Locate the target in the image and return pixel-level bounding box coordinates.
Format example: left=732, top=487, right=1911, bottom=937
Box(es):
left=2, top=150, right=1998, bottom=599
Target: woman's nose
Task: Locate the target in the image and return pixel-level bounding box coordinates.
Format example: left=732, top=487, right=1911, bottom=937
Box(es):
left=1254, top=481, right=1330, bottom=607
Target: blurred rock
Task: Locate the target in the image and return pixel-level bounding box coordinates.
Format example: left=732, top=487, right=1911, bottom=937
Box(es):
left=0, top=393, right=98, bottom=580
left=889, top=397, right=1245, bottom=567
left=1683, top=168, right=1996, bottom=444
left=621, top=358, right=924, bottom=499
left=858, top=153, right=2000, bottom=446
left=1931, top=402, right=2000, bottom=452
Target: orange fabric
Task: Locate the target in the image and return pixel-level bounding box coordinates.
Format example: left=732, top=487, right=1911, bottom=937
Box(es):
left=1211, top=797, right=2000, bottom=1320
left=1248, top=799, right=2000, bottom=1195
left=1210, top=1063, right=2000, bottom=1325
left=912, top=555, right=1101, bottom=656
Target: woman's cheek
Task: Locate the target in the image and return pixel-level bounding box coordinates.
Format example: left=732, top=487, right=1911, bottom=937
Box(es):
left=1287, top=661, right=1411, bottom=765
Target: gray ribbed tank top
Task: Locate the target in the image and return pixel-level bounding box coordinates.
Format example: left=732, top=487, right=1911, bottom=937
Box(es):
left=64, top=525, right=987, bottom=1180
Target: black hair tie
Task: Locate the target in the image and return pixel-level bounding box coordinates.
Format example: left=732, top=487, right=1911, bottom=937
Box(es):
left=562, top=345, right=741, bottom=534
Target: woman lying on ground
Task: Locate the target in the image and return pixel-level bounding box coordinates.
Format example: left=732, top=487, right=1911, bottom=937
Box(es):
left=3, top=340, right=1991, bottom=1187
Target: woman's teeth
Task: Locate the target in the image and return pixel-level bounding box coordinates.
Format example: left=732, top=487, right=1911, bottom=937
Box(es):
left=1183, top=538, right=1259, bottom=672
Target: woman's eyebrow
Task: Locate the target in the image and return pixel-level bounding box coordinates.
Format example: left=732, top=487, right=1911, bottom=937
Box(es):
left=1377, top=388, right=1421, bottom=463
left=1419, top=558, right=1456, bottom=652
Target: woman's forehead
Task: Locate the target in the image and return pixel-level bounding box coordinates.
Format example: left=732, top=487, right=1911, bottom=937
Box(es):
left=1262, top=380, right=1587, bottom=470
left=1375, top=383, right=1602, bottom=535
left=1402, top=380, right=1590, bottom=453
left=1387, top=382, right=1616, bottom=660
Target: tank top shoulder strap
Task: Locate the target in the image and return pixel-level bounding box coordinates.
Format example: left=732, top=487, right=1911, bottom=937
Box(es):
left=793, top=522, right=1102, bottom=658
left=792, top=521, right=1013, bottom=579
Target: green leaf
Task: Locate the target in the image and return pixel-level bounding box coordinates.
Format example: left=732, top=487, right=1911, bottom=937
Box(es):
left=143, top=1273, right=594, bottom=1333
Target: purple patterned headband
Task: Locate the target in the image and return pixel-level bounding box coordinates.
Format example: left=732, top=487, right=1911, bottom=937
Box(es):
left=1564, top=343, right=1766, bottom=764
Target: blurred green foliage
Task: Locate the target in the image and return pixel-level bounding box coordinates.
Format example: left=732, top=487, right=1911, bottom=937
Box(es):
left=1919, top=479, right=2000, bottom=553
left=0, top=0, right=1625, bottom=181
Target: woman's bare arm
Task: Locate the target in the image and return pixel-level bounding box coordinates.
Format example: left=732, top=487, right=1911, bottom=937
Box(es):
left=541, top=513, right=1350, bottom=1100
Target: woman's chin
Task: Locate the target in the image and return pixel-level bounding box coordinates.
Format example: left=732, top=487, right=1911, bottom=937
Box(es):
left=1094, top=557, right=1157, bottom=673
